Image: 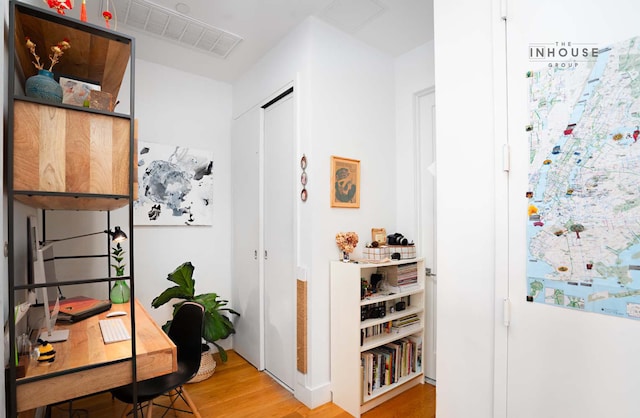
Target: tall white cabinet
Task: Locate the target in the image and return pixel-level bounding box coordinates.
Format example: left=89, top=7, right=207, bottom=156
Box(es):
left=330, top=258, right=426, bottom=417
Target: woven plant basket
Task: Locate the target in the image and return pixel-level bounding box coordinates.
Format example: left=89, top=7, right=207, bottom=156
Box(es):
left=188, top=346, right=217, bottom=383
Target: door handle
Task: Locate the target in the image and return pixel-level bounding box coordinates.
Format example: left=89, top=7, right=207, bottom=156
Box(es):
left=264, top=250, right=268, bottom=260
left=254, top=250, right=258, bottom=260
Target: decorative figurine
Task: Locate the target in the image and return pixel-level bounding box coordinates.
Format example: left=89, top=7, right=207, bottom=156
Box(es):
left=44, top=0, right=73, bottom=15
left=80, top=0, right=87, bottom=21
left=103, top=0, right=113, bottom=29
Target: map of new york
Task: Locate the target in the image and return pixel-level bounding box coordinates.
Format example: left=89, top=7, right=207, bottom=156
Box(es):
left=527, top=36, right=640, bottom=319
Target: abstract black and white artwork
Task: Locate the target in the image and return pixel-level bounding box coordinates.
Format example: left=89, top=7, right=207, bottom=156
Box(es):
left=135, top=141, right=214, bottom=226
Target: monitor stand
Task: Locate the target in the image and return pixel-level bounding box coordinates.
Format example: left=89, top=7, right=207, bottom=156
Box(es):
left=39, top=329, right=69, bottom=343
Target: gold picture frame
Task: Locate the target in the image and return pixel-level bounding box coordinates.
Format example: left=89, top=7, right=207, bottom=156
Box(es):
left=371, top=228, right=386, bottom=245
left=330, top=155, right=360, bottom=208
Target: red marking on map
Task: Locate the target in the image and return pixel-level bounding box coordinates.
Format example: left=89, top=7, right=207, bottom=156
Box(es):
left=564, top=124, right=576, bottom=135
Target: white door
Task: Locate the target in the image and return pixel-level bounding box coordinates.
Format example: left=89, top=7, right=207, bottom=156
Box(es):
left=231, top=108, right=262, bottom=368
left=263, top=91, right=296, bottom=390
left=417, top=88, right=437, bottom=382
left=503, top=1, right=640, bottom=417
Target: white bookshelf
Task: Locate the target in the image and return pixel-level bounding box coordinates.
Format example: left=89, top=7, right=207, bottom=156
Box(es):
left=330, top=258, right=426, bottom=417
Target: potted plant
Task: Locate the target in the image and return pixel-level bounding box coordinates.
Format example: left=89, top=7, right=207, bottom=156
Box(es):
left=110, top=243, right=130, bottom=303
left=151, top=262, right=240, bottom=366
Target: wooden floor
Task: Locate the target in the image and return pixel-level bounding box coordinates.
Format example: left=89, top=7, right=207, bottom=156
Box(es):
left=46, top=350, right=436, bottom=418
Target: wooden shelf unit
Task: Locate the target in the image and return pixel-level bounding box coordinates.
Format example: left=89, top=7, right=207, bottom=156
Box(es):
left=330, top=258, right=426, bottom=417
left=6, top=1, right=136, bottom=416
left=9, top=1, right=134, bottom=211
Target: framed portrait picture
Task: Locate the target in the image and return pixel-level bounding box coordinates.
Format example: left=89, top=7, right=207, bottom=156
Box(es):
left=330, top=155, right=360, bottom=208
left=59, top=76, right=101, bottom=107
left=371, top=228, right=386, bottom=245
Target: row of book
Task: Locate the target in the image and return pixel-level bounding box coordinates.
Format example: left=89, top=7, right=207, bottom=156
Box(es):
left=360, top=336, right=423, bottom=398
left=361, top=312, right=421, bottom=346
left=361, top=321, right=393, bottom=345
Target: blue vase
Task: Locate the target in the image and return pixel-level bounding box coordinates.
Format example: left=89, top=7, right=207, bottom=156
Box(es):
left=110, top=279, right=130, bottom=304
left=25, top=69, right=63, bottom=103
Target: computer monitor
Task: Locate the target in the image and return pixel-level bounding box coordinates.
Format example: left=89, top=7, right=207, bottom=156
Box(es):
left=33, top=244, right=69, bottom=342
left=26, top=216, right=37, bottom=287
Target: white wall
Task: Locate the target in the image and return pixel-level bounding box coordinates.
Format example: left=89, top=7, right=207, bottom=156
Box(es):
left=307, top=16, right=396, bottom=403
left=129, top=59, right=233, bottom=336
left=232, top=16, right=396, bottom=407
left=395, top=41, right=435, bottom=242
left=433, top=0, right=497, bottom=417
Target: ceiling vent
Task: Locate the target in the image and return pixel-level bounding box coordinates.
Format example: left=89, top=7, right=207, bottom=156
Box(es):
left=101, top=0, right=243, bottom=59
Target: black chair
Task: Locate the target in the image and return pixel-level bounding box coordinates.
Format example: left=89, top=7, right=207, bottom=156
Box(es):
left=111, top=302, right=204, bottom=417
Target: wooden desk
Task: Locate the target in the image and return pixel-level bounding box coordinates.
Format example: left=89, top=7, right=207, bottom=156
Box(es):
left=17, top=299, right=177, bottom=412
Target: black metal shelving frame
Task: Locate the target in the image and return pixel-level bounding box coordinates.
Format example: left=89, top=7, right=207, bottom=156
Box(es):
left=6, top=1, right=137, bottom=416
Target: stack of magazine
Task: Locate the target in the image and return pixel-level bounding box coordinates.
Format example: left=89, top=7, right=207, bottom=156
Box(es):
left=391, top=313, right=420, bottom=331
left=377, top=263, right=418, bottom=292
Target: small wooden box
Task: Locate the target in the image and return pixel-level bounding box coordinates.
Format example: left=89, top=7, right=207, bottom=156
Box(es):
left=88, top=90, right=114, bottom=111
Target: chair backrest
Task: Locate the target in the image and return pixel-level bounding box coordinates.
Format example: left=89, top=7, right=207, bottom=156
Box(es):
left=168, top=302, right=205, bottom=379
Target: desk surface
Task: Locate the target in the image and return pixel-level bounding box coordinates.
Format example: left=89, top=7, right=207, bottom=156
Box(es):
left=17, top=299, right=177, bottom=412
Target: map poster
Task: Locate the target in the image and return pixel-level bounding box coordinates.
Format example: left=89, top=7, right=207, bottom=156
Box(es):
left=527, top=36, right=640, bottom=320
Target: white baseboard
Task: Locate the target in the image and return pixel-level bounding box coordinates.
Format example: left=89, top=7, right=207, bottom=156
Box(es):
left=295, top=381, right=332, bottom=409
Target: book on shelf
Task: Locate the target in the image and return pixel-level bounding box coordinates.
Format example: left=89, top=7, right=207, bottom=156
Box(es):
left=361, top=337, right=424, bottom=396
left=408, top=335, right=423, bottom=373
left=386, top=283, right=420, bottom=294
left=391, top=313, right=420, bottom=329
left=361, top=352, right=374, bottom=396
left=361, top=321, right=393, bottom=345
left=360, top=363, right=365, bottom=403
left=384, top=341, right=401, bottom=383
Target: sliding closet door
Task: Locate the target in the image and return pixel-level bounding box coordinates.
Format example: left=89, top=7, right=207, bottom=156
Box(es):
left=231, top=108, right=262, bottom=368
left=263, top=92, right=295, bottom=390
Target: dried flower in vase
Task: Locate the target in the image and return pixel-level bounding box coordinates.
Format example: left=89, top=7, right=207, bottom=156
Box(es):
left=25, top=37, right=71, bottom=72
left=336, top=232, right=359, bottom=254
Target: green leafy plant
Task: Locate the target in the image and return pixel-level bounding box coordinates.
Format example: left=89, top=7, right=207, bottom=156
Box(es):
left=151, top=261, right=240, bottom=362
left=111, top=243, right=125, bottom=276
